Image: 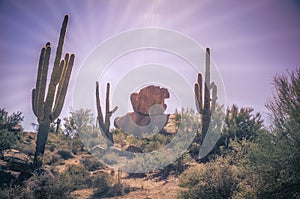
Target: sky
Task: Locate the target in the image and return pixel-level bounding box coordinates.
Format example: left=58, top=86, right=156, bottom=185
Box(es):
left=0, top=0, right=300, bottom=131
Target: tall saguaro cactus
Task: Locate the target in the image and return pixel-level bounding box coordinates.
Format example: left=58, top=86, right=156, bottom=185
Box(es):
left=194, top=48, right=217, bottom=145
left=32, top=15, right=75, bottom=166
left=96, top=82, right=118, bottom=144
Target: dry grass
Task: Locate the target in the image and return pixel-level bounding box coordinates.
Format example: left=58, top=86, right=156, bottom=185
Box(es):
left=68, top=174, right=182, bottom=199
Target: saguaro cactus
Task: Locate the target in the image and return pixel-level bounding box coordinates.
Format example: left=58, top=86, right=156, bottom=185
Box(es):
left=96, top=82, right=118, bottom=144
left=194, top=48, right=217, bottom=145
left=32, top=15, right=75, bottom=166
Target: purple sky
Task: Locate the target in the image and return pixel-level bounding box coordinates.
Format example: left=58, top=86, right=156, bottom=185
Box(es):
left=0, top=0, right=300, bottom=130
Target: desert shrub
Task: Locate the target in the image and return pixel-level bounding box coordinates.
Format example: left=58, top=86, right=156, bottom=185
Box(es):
left=0, top=165, right=94, bottom=198
left=17, top=168, right=73, bottom=199
left=212, top=105, right=264, bottom=158
left=81, top=156, right=106, bottom=171
left=62, top=164, right=90, bottom=189
left=49, top=144, right=55, bottom=152
left=256, top=67, right=300, bottom=198
left=0, top=185, right=25, bottom=199
left=14, top=140, right=35, bottom=157
left=141, top=132, right=172, bottom=152
left=57, top=149, right=74, bottom=160
left=112, top=129, right=127, bottom=147
left=178, top=148, right=259, bottom=199
left=46, top=153, right=61, bottom=165
left=179, top=158, right=238, bottom=199
left=62, top=164, right=124, bottom=197
left=69, top=137, right=84, bottom=155
left=91, top=172, right=113, bottom=196
left=0, top=164, right=121, bottom=199
left=105, top=183, right=130, bottom=197
left=92, top=172, right=129, bottom=198
left=0, top=129, right=17, bottom=151
left=188, top=142, right=201, bottom=158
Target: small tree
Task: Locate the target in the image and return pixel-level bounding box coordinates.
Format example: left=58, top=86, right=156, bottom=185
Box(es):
left=215, top=105, right=264, bottom=156
left=63, top=108, right=95, bottom=137
left=0, top=129, right=17, bottom=151
left=259, top=67, right=300, bottom=198
left=0, top=108, right=23, bottom=131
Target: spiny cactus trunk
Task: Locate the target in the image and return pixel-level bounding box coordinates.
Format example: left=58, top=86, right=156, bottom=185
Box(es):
left=34, top=121, right=50, bottom=166
left=201, top=48, right=212, bottom=144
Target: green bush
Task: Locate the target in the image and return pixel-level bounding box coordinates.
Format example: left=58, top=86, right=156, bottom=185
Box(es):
left=14, top=140, right=35, bottom=157
left=81, top=156, right=106, bottom=171
left=57, top=150, right=74, bottom=160
left=0, top=185, right=25, bottom=199
left=0, top=108, right=23, bottom=131
left=45, top=153, right=61, bottom=165
left=91, top=172, right=129, bottom=198
left=179, top=160, right=238, bottom=198
left=69, top=137, right=84, bottom=155
left=257, top=67, right=300, bottom=198
left=178, top=153, right=258, bottom=199
left=0, top=129, right=17, bottom=151
left=91, top=172, right=113, bottom=196
left=62, top=165, right=90, bottom=189
left=25, top=173, right=71, bottom=199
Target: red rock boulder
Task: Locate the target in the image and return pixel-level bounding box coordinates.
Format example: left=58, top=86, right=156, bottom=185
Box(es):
left=130, top=85, right=169, bottom=115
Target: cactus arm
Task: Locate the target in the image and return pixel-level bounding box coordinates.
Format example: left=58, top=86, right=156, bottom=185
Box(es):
left=211, top=83, right=217, bottom=113
left=111, top=106, right=118, bottom=114
left=52, top=54, right=75, bottom=119
left=44, top=23, right=67, bottom=113
left=96, top=81, right=105, bottom=129
left=34, top=47, right=46, bottom=118
left=32, top=89, right=37, bottom=117
left=105, top=83, right=110, bottom=117
left=194, top=83, right=200, bottom=113
left=198, top=73, right=203, bottom=108
left=104, top=83, right=110, bottom=134
left=104, top=83, right=118, bottom=133
left=205, top=48, right=210, bottom=86
left=51, top=54, right=70, bottom=118
left=38, top=44, right=51, bottom=119
left=53, top=15, right=69, bottom=85
left=194, top=73, right=203, bottom=114
left=35, top=47, right=45, bottom=96
left=104, top=83, right=118, bottom=126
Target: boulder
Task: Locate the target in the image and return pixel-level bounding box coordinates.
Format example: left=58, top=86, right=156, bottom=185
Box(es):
left=163, top=113, right=180, bottom=134
left=115, top=111, right=168, bottom=138
left=130, top=85, right=169, bottom=115
left=1, top=149, right=33, bottom=172
left=115, top=85, right=170, bottom=136
left=0, top=149, right=34, bottom=184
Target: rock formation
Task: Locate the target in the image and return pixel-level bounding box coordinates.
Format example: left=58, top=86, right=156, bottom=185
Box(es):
left=162, top=113, right=180, bottom=134
left=115, top=85, right=170, bottom=138
left=0, top=149, right=33, bottom=184
left=130, top=85, right=169, bottom=115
